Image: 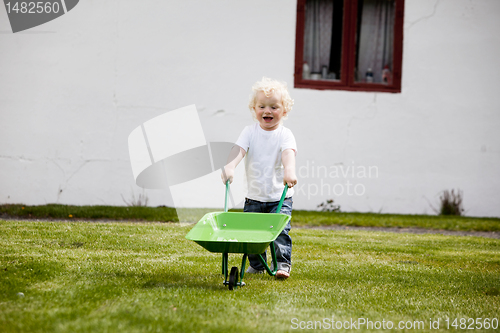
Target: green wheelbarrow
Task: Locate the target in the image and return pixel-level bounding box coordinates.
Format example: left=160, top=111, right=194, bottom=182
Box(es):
left=185, top=182, right=290, bottom=290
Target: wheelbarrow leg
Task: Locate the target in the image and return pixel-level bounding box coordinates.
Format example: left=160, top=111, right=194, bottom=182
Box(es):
left=239, top=254, right=247, bottom=284
left=222, top=252, right=228, bottom=282
left=257, top=242, right=278, bottom=276
left=270, top=241, right=278, bottom=274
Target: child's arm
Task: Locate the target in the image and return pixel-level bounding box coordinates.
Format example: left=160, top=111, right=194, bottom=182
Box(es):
left=282, top=148, right=297, bottom=188
left=221, top=145, right=246, bottom=184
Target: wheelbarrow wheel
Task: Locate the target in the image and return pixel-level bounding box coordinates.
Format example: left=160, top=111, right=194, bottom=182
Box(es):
left=228, top=266, right=238, bottom=290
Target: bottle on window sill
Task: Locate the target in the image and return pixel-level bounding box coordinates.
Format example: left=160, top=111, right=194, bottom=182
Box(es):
left=303, top=62, right=310, bottom=80
left=382, top=65, right=392, bottom=85
left=321, top=65, right=328, bottom=79
left=366, top=68, right=374, bottom=83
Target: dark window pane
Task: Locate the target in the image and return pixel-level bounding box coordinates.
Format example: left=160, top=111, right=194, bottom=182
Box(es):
left=329, top=0, right=344, bottom=80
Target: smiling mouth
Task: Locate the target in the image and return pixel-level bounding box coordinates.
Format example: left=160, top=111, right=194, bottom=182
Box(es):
left=263, top=116, right=273, bottom=122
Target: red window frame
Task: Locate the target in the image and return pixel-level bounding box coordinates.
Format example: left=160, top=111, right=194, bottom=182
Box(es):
left=294, top=0, right=405, bottom=93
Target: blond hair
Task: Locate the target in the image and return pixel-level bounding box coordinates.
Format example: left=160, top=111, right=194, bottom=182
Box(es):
left=248, top=77, right=294, bottom=120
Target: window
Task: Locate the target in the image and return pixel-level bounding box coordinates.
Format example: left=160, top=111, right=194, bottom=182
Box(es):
left=294, top=0, right=405, bottom=93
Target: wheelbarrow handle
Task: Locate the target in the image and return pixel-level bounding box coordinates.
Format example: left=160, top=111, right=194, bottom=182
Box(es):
left=225, top=180, right=230, bottom=212
left=224, top=180, right=289, bottom=214
left=276, top=183, right=289, bottom=214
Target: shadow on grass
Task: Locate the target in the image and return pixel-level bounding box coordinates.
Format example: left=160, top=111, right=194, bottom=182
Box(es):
left=0, top=259, right=64, bottom=300
left=139, top=267, right=292, bottom=291
left=141, top=271, right=228, bottom=291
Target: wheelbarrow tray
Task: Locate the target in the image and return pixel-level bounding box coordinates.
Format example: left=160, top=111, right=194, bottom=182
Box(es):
left=186, top=211, right=291, bottom=254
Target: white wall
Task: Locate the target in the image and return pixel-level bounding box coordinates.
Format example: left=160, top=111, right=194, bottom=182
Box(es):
left=1, top=0, right=499, bottom=217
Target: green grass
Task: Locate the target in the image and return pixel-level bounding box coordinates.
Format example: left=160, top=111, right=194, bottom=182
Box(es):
left=0, top=204, right=178, bottom=222
left=0, top=220, right=499, bottom=332
left=291, top=211, right=500, bottom=232
left=2, top=204, right=500, bottom=232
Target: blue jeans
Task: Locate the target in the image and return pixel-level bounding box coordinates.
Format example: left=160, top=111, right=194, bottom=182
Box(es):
left=244, top=197, right=293, bottom=273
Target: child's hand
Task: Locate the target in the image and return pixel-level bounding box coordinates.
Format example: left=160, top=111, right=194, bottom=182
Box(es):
left=221, top=166, right=234, bottom=184
left=283, top=171, right=298, bottom=188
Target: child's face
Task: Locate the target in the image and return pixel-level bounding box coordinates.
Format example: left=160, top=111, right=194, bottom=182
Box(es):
left=254, top=91, right=287, bottom=131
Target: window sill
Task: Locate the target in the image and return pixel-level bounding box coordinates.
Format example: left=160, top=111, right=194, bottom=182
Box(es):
left=294, top=78, right=401, bottom=93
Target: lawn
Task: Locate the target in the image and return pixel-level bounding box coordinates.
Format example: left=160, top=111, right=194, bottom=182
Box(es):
left=0, top=220, right=499, bottom=332
left=2, top=204, right=500, bottom=232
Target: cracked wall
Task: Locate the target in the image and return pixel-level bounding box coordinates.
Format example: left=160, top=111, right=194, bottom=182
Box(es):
left=0, top=0, right=499, bottom=216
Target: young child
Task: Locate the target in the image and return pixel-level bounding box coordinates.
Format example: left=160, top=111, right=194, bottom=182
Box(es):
left=221, top=77, right=297, bottom=279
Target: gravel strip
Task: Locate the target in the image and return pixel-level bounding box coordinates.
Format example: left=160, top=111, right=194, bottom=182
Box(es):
left=295, top=225, right=500, bottom=239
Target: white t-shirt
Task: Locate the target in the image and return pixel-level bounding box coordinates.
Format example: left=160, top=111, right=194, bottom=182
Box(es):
left=235, top=123, right=297, bottom=202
